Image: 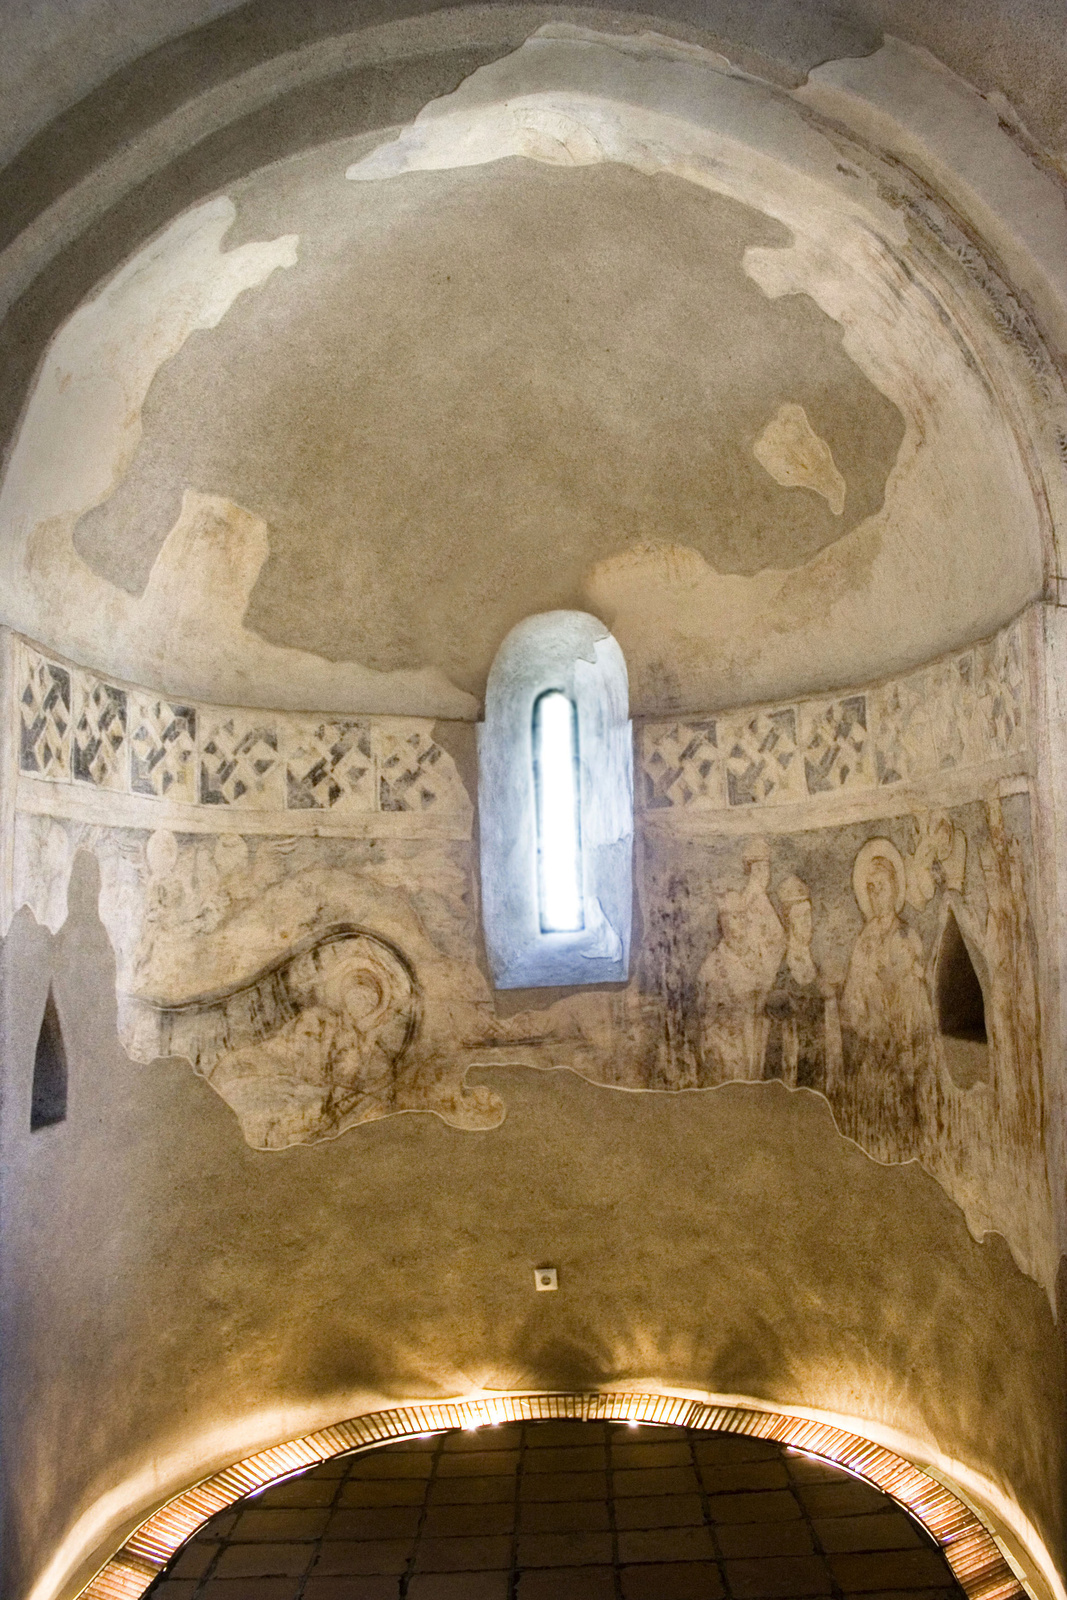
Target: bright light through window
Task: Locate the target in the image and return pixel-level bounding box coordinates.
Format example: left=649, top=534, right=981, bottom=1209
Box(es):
left=533, top=690, right=584, bottom=933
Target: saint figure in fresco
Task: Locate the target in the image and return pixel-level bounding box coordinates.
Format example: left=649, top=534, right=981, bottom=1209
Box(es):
left=698, top=889, right=761, bottom=1082
left=736, top=837, right=788, bottom=996
left=763, top=875, right=842, bottom=1092
left=698, top=838, right=785, bottom=1083
left=840, top=839, right=936, bottom=1155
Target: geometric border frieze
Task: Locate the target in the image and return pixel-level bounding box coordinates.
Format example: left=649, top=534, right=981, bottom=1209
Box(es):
left=641, top=618, right=1028, bottom=812
left=286, top=720, right=374, bottom=811
left=128, top=695, right=197, bottom=802
left=13, top=619, right=1029, bottom=825
left=13, top=641, right=471, bottom=822
left=72, top=672, right=128, bottom=790
left=18, top=651, right=71, bottom=782
left=199, top=717, right=282, bottom=808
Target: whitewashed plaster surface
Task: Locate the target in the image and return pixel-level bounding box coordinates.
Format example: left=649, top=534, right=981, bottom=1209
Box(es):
left=753, top=404, right=847, bottom=516
left=0, top=200, right=478, bottom=717
left=348, top=27, right=1052, bottom=710
left=0, top=29, right=1059, bottom=718
left=797, top=38, right=1067, bottom=358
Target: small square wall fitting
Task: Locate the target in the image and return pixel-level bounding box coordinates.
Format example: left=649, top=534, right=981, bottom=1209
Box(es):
left=534, top=1266, right=558, bottom=1292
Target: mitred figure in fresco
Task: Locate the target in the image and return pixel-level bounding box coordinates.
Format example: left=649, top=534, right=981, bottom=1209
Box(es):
left=698, top=888, right=763, bottom=1083
left=840, top=839, right=937, bottom=1156
left=698, top=838, right=785, bottom=1083
left=763, top=874, right=841, bottom=1092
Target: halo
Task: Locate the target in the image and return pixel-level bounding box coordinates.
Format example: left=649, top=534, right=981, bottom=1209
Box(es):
left=852, top=838, right=906, bottom=920
left=288, top=932, right=413, bottom=1029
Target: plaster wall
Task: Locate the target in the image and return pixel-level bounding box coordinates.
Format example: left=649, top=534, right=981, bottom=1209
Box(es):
left=1, top=858, right=1064, bottom=1600
left=0, top=31, right=1061, bottom=720
left=4, top=0, right=1067, bottom=179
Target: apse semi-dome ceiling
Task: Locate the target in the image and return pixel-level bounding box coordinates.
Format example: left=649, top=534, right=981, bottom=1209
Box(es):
left=72, top=151, right=906, bottom=697
left=0, top=29, right=1057, bottom=716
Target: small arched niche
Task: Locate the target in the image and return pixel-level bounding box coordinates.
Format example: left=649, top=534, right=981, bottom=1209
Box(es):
left=478, top=611, right=632, bottom=989
left=935, top=911, right=990, bottom=1090
left=31, top=986, right=68, bottom=1130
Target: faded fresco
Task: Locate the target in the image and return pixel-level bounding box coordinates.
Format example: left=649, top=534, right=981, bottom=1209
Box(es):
left=11, top=797, right=1048, bottom=1270
left=640, top=801, right=1041, bottom=1151
left=106, top=831, right=502, bottom=1150
left=493, top=798, right=1041, bottom=1132
left=477, top=793, right=1048, bottom=1290
left=4, top=623, right=1052, bottom=1290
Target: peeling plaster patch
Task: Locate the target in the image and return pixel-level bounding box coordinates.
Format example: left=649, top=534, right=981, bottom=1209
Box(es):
left=0, top=200, right=476, bottom=717
left=13, top=814, right=78, bottom=934
left=113, top=491, right=477, bottom=716
left=343, top=26, right=875, bottom=192
left=0, top=198, right=297, bottom=538
left=0, top=28, right=1051, bottom=715
left=796, top=38, right=1067, bottom=359
left=344, top=27, right=1045, bottom=713
left=534, top=24, right=736, bottom=76
left=78, top=153, right=904, bottom=698
left=754, top=403, right=846, bottom=514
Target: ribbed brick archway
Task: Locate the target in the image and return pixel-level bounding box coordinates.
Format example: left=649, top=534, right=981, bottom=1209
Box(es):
left=78, top=1394, right=1023, bottom=1600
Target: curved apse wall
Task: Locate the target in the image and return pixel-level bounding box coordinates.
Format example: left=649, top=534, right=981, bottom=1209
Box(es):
left=1, top=21, right=1066, bottom=1600
left=2, top=614, right=1048, bottom=1281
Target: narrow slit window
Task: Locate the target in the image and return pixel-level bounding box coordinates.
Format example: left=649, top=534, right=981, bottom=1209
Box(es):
left=533, top=690, right=584, bottom=933
left=31, top=987, right=68, bottom=1130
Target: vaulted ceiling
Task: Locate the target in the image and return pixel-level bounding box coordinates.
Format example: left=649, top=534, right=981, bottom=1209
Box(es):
left=0, top=0, right=1064, bottom=717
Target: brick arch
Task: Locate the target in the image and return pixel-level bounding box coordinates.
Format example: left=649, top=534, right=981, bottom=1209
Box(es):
left=79, top=1393, right=1022, bottom=1600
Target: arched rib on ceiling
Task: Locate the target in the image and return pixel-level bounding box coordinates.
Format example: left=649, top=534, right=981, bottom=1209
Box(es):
left=2, top=0, right=1066, bottom=472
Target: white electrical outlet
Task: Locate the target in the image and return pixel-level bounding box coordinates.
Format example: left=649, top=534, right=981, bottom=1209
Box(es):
left=534, top=1266, right=558, bottom=1292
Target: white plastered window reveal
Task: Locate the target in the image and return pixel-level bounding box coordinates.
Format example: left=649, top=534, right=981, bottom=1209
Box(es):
left=478, top=611, right=632, bottom=989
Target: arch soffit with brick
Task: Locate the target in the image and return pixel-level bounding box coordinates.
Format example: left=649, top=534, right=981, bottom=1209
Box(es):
left=68, top=1392, right=1049, bottom=1600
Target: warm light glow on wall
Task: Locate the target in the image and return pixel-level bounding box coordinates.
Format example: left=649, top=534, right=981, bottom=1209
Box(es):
left=533, top=690, right=584, bottom=933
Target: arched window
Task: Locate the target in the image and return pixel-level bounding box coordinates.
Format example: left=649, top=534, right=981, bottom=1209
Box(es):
left=479, top=611, right=632, bottom=989
left=936, top=911, right=987, bottom=1042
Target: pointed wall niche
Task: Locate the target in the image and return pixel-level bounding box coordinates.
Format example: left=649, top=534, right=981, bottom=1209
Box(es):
left=31, top=987, right=68, bottom=1130
left=936, top=912, right=987, bottom=1043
